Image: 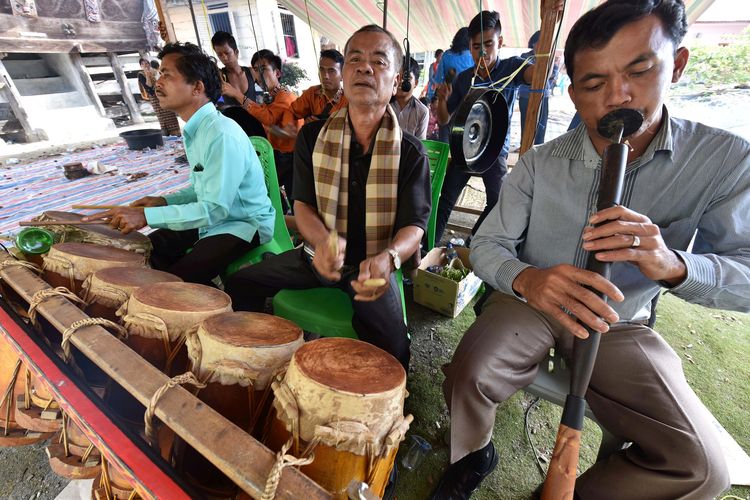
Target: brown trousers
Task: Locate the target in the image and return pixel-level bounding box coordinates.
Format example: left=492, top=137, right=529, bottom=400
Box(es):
left=442, top=292, right=729, bottom=499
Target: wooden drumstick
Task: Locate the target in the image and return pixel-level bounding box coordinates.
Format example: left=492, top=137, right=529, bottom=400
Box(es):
left=71, top=205, right=122, bottom=210
left=363, top=278, right=386, bottom=287
left=19, top=220, right=109, bottom=226
left=328, top=230, right=339, bottom=256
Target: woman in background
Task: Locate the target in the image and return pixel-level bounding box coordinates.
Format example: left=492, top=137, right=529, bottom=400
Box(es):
left=138, top=58, right=181, bottom=136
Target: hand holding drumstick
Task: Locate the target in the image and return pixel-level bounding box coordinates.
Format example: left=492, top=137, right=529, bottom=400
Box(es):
left=311, top=230, right=347, bottom=281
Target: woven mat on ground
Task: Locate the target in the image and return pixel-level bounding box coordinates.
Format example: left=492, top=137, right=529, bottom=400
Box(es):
left=0, top=138, right=190, bottom=237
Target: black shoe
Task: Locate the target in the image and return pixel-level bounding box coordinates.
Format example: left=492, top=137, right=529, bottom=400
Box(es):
left=382, top=463, right=398, bottom=500
left=430, top=442, right=498, bottom=499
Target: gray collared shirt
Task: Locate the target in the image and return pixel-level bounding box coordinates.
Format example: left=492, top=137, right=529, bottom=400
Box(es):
left=471, top=108, right=750, bottom=320
left=390, top=97, right=430, bottom=140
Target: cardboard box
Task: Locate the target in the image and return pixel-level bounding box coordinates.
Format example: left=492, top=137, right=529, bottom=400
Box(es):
left=413, top=246, right=483, bottom=318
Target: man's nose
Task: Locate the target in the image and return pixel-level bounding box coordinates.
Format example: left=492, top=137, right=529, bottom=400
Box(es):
left=606, top=76, right=632, bottom=108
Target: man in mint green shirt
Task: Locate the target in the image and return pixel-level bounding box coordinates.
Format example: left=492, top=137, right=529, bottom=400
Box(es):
left=85, top=43, right=274, bottom=285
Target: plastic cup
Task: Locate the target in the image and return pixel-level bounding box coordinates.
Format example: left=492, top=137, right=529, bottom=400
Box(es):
left=15, top=227, right=55, bottom=255
left=401, top=434, right=432, bottom=471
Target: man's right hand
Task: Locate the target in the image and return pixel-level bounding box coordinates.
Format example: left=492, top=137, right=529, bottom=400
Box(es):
left=312, top=233, right=347, bottom=282
left=512, top=265, right=624, bottom=339
left=130, top=196, right=166, bottom=208
left=436, top=82, right=452, bottom=102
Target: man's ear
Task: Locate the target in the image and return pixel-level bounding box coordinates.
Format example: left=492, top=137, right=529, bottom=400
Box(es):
left=567, top=81, right=576, bottom=105
left=193, top=80, right=206, bottom=96
left=672, top=46, right=689, bottom=83
left=393, top=71, right=401, bottom=95
left=497, top=35, right=504, bottom=49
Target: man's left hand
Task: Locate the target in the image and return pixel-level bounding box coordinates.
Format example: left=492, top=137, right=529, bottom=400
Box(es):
left=582, top=206, right=687, bottom=286
left=82, top=207, right=147, bottom=235
left=351, top=251, right=392, bottom=302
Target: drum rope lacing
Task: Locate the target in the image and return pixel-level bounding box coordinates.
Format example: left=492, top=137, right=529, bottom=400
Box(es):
left=120, top=312, right=188, bottom=374
left=0, top=259, right=41, bottom=274
left=41, top=254, right=76, bottom=291
left=261, top=437, right=317, bottom=500
left=0, top=359, right=22, bottom=435
left=61, top=318, right=128, bottom=362
left=27, top=287, right=86, bottom=326
left=80, top=274, right=129, bottom=308
left=144, top=372, right=206, bottom=447
left=98, top=457, right=138, bottom=500
left=24, top=368, right=59, bottom=414
left=57, top=412, right=99, bottom=465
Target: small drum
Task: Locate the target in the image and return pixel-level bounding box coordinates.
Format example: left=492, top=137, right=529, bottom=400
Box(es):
left=47, top=413, right=100, bottom=479
left=82, top=267, right=182, bottom=323
left=107, top=283, right=232, bottom=424
left=32, top=211, right=152, bottom=258
left=174, top=312, right=304, bottom=497
left=43, top=243, right=146, bottom=296
left=92, top=456, right=151, bottom=500
left=14, top=368, right=63, bottom=434
left=267, top=338, right=412, bottom=498
left=0, top=337, right=53, bottom=446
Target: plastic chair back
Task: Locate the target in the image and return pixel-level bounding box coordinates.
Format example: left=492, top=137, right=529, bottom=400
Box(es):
left=224, top=136, right=294, bottom=276
left=421, top=140, right=450, bottom=250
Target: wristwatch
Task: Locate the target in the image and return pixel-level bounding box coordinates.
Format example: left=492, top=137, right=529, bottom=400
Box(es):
left=387, top=248, right=401, bottom=270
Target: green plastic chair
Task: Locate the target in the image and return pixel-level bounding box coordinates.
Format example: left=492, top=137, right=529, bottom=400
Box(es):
left=272, top=269, right=407, bottom=339
left=421, top=139, right=450, bottom=250
left=224, top=136, right=294, bottom=276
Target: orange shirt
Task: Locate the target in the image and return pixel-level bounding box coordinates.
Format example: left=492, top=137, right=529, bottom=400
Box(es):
left=244, top=88, right=302, bottom=153
left=290, top=85, right=347, bottom=123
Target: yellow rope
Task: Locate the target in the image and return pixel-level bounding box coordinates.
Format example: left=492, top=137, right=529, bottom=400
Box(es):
left=0, top=260, right=41, bottom=274
left=61, top=317, right=127, bottom=362
left=261, top=438, right=315, bottom=500
left=27, top=287, right=85, bottom=326
left=143, top=372, right=206, bottom=447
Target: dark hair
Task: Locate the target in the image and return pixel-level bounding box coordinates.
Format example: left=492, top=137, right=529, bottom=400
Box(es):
left=419, top=96, right=430, bottom=107
left=251, top=49, right=282, bottom=72
left=528, top=30, right=541, bottom=49
left=139, top=58, right=148, bottom=65
left=320, top=49, right=344, bottom=67
left=434, top=48, right=444, bottom=58
left=468, top=11, right=502, bottom=39
left=158, top=42, right=222, bottom=103
left=402, top=56, right=420, bottom=82
left=449, top=27, right=470, bottom=53
left=150, top=60, right=160, bottom=70
left=565, top=0, right=687, bottom=81
left=343, top=24, right=404, bottom=73
left=211, top=31, right=238, bottom=52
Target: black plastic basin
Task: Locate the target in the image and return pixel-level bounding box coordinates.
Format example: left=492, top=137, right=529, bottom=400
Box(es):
left=120, top=129, right=164, bottom=150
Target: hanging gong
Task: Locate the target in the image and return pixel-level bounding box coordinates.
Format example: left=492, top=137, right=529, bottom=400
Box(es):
left=449, top=88, right=509, bottom=175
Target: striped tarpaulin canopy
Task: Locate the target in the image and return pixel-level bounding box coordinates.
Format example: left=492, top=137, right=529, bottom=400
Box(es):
left=280, top=0, right=715, bottom=51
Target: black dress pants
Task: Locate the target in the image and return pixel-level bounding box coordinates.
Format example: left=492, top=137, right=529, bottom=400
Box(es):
left=434, top=156, right=508, bottom=244
left=148, top=229, right=257, bottom=286
left=224, top=248, right=410, bottom=370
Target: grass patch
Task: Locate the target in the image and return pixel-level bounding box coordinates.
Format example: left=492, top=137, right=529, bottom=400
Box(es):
left=396, top=292, right=750, bottom=499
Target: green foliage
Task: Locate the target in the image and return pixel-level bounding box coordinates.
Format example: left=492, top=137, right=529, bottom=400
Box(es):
left=280, top=62, right=308, bottom=89
left=684, top=32, right=750, bottom=87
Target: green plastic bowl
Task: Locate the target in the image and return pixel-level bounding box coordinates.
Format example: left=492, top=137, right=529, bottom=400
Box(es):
left=16, top=227, right=55, bottom=255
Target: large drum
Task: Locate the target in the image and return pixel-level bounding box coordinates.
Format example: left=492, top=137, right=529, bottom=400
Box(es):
left=108, top=282, right=232, bottom=424
left=267, top=338, right=412, bottom=498
left=174, top=312, right=304, bottom=497
left=43, top=243, right=146, bottom=296
left=82, top=267, right=182, bottom=323
left=32, top=211, right=152, bottom=258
